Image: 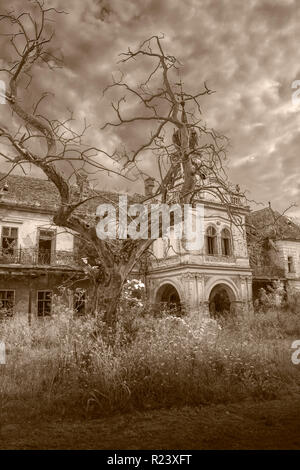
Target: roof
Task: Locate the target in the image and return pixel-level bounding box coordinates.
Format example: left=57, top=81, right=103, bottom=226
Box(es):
left=246, top=207, right=300, bottom=241
left=0, top=172, right=137, bottom=215
left=0, top=172, right=250, bottom=219
left=0, top=172, right=60, bottom=211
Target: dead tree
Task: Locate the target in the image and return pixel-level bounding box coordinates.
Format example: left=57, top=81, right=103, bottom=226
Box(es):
left=0, top=2, right=245, bottom=324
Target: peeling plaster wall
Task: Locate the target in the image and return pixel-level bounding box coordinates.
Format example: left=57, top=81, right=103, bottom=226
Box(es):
left=0, top=274, right=89, bottom=315
left=0, top=207, right=74, bottom=251
left=0, top=206, right=80, bottom=316
left=275, top=240, right=300, bottom=289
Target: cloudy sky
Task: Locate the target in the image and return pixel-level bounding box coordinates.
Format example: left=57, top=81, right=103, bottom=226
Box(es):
left=1, top=0, right=300, bottom=216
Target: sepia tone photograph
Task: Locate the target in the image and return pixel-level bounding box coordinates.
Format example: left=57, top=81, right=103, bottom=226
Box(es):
left=0, top=0, right=299, bottom=455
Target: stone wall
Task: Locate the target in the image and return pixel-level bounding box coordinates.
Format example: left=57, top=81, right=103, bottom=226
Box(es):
left=0, top=272, right=88, bottom=316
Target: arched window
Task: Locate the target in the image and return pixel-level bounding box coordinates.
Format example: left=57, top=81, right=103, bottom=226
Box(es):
left=206, top=226, right=217, bottom=255
left=221, top=228, right=232, bottom=256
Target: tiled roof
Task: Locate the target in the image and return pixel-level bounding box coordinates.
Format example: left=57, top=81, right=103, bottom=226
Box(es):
left=247, top=207, right=300, bottom=241
left=0, top=172, right=137, bottom=215
left=0, top=172, right=60, bottom=210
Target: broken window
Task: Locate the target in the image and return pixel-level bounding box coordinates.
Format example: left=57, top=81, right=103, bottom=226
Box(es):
left=74, top=289, right=86, bottom=315
left=0, top=290, right=14, bottom=316
left=38, top=230, right=55, bottom=264
left=37, top=291, right=52, bottom=316
left=1, top=226, right=18, bottom=256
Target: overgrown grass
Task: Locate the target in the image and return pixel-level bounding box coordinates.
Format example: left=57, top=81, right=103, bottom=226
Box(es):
left=0, top=305, right=299, bottom=425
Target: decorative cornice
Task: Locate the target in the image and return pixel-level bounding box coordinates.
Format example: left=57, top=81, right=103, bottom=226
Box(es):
left=147, top=264, right=252, bottom=276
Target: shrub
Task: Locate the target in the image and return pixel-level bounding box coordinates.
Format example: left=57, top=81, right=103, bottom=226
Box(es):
left=284, top=286, right=300, bottom=314
left=255, top=281, right=285, bottom=312
left=0, top=302, right=299, bottom=423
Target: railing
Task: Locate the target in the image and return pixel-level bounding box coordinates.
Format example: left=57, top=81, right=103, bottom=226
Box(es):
left=0, top=248, right=79, bottom=268
left=252, top=265, right=285, bottom=279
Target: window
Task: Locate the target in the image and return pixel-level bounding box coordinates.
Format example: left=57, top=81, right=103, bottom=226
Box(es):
left=206, top=226, right=217, bottom=255
left=0, top=290, right=14, bottom=315
left=221, top=228, right=232, bottom=256
left=287, top=256, right=294, bottom=273
left=1, top=226, right=18, bottom=256
left=37, top=291, right=52, bottom=316
left=38, top=230, right=55, bottom=265
left=169, top=211, right=175, bottom=227
left=74, top=289, right=86, bottom=315
left=157, top=211, right=175, bottom=238
left=231, top=196, right=240, bottom=205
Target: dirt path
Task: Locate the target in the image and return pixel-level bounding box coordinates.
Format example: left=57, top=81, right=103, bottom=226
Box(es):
left=0, top=396, right=299, bottom=450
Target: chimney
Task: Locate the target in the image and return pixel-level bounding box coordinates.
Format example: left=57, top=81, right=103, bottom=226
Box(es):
left=75, top=170, right=90, bottom=199
left=144, top=177, right=155, bottom=197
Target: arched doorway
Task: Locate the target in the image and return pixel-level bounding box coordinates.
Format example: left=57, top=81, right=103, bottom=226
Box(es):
left=209, top=283, right=235, bottom=318
left=156, top=283, right=182, bottom=314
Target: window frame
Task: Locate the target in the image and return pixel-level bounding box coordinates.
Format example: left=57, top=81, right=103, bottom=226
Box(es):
left=37, top=228, right=56, bottom=265
left=231, top=195, right=241, bottom=205
left=0, top=290, right=15, bottom=315
left=37, top=290, right=52, bottom=317
left=1, top=226, right=18, bottom=256
left=221, top=227, right=232, bottom=256
left=287, top=256, right=295, bottom=273
left=206, top=225, right=218, bottom=255
left=73, top=288, right=86, bottom=315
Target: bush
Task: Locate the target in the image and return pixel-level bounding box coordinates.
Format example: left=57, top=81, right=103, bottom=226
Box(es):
left=285, top=286, right=300, bottom=314
left=0, top=302, right=299, bottom=424
left=254, top=281, right=285, bottom=311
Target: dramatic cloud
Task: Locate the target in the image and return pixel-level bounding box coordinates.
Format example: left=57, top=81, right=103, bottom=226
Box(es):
left=1, top=0, right=300, bottom=215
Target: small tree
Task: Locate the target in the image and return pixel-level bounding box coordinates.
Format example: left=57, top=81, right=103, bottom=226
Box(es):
left=0, top=2, right=245, bottom=324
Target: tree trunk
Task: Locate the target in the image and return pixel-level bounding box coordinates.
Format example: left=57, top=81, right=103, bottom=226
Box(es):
left=88, top=270, right=124, bottom=326
left=102, top=273, right=124, bottom=325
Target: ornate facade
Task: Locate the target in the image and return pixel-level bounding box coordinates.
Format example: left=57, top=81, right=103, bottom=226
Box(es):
left=146, top=191, right=253, bottom=318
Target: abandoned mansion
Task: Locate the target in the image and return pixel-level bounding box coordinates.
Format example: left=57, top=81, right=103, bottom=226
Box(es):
left=0, top=171, right=300, bottom=319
